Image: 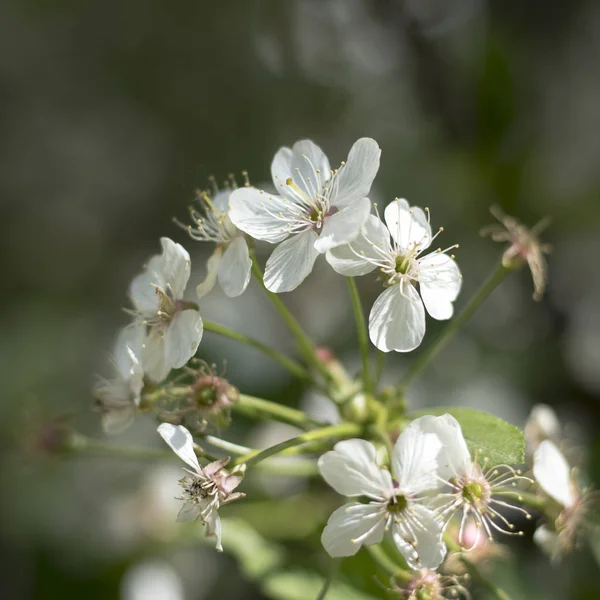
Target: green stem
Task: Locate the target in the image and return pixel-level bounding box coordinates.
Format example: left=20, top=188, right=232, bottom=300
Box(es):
left=365, top=545, right=412, bottom=583
left=399, top=262, right=510, bottom=390
left=68, top=433, right=316, bottom=475
left=235, top=393, right=325, bottom=431
left=495, top=490, right=549, bottom=512
left=68, top=433, right=217, bottom=462
left=346, top=277, right=373, bottom=394
left=235, top=422, right=361, bottom=468
left=250, top=256, right=332, bottom=383
left=316, top=560, right=341, bottom=600
left=203, top=320, right=311, bottom=382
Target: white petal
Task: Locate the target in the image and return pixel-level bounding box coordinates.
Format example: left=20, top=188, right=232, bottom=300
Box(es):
left=533, top=525, right=559, bottom=558
left=418, top=253, right=462, bottom=320
left=211, top=189, right=231, bottom=213
left=392, top=505, right=446, bottom=570
left=196, top=247, right=223, bottom=299
left=410, top=414, right=472, bottom=481
left=142, top=328, right=171, bottom=382
left=159, top=237, right=191, bottom=299
left=321, top=503, right=387, bottom=557
left=229, top=187, right=293, bottom=244
left=318, top=438, right=392, bottom=499
left=113, top=322, right=146, bottom=379
left=290, top=139, right=331, bottom=200
left=384, top=199, right=432, bottom=251
left=164, top=309, right=203, bottom=369
left=176, top=500, right=201, bottom=523
left=369, top=282, right=426, bottom=353
left=392, top=420, right=443, bottom=494
left=533, top=440, right=575, bottom=508
left=264, top=229, right=320, bottom=293
left=102, top=406, right=136, bottom=435
left=334, top=138, right=381, bottom=208
left=129, top=254, right=165, bottom=314
left=313, top=197, right=371, bottom=254
left=271, top=146, right=293, bottom=189
left=157, top=423, right=200, bottom=472
left=218, top=237, right=252, bottom=297
left=326, top=214, right=391, bottom=277
left=206, top=510, right=223, bottom=552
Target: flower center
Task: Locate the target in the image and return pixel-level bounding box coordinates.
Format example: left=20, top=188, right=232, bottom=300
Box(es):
left=184, top=475, right=218, bottom=502
left=388, top=493, right=408, bottom=514
left=395, top=254, right=411, bottom=274
left=462, top=482, right=484, bottom=504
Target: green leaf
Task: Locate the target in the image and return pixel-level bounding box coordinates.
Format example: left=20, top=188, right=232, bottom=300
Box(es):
left=262, top=570, right=380, bottom=600
left=409, top=407, right=525, bottom=466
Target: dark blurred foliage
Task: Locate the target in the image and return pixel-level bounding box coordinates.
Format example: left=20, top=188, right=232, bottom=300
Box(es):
left=1, top=0, right=600, bottom=599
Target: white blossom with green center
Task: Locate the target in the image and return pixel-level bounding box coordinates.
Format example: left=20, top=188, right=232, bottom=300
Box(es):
left=327, top=199, right=462, bottom=352
left=229, top=138, right=380, bottom=293
left=318, top=417, right=447, bottom=569
left=129, top=237, right=203, bottom=382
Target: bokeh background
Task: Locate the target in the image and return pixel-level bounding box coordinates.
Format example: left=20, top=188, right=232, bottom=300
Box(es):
left=2, top=0, right=600, bottom=598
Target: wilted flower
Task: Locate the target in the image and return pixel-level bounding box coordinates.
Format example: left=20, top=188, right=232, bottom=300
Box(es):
left=157, top=423, right=245, bottom=551
left=533, top=440, right=597, bottom=560
left=129, top=237, right=203, bottom=382
left=318, top=418, right=447, bottom=569
left=419, top=414, right=531, bottom=546
left=391, top=569, right=470, bottom=599
left=177, top=178, right=252, bottom=299
left=480, top=206, right=551, bottom=301
left=94, top=323, right=145, bottom=434
left=229, top=138, right=380, bottom=292
left=327, top=200, right=461, bottom=352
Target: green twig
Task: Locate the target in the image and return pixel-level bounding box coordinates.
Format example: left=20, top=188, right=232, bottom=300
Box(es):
left=399, top=262, right=510, bottom=390
left=366, top=545, right=412, bottom=583
left=346, top=277, right=373, bottom=394
left=235, top=422, right=361, bottom=468
left=203, top=320, right=311, bottom=383
left=250, top=256, right=332, bottom=383
left=235, top=393, right=326, bottom=431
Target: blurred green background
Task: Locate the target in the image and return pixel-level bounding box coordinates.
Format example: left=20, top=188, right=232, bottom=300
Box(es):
left=2, top=0, right=600, bottom=598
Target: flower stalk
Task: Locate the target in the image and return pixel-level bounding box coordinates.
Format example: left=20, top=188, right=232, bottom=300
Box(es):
left=203, top=320, right=312, bottom=383
left=251, top=256, right=333, bottom=384
left=346, top=277, right=373, bottom=394
left=399, top=261, right=510, bottom=390
left=235, top=422, right=362, bottom=468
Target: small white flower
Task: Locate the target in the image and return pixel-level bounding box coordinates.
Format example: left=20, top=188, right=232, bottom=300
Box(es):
left=318, top=418, right=446, bottom=569
left=177, top=185, right=252, bottom=299
left=229, top=138, right=381, bottom=292
left=533, top=440, right=596, bottom=560
left=327, top=200, right=461, bottom=352
left=418, top=414, right=531, bottom=547
left=129, top=237, right=203, bottom=382
left=157, top=423, right=245, bottom=552
left=94, top=323, right=145, bottom=434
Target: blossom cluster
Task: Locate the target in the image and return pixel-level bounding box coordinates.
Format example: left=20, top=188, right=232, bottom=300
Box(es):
left=88, top=135, right=591, bottom=598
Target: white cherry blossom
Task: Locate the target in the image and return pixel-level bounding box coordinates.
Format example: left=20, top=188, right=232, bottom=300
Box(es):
left=532, top=440, right=597, bottom=560
left=129, top=237, right=203, bottom=382
left=94, top=323, right=145, bottom=434
left=318, top=418, right=446, bottom=569
left=229, top=138, right=380, bottom=292
left=327, top=200, right=462, bottom=352
left=418, top=414, right=531, bottom=547
left=157, top=423, right=245, bottom=551
left=177, top=185, right=251, bottom=299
